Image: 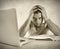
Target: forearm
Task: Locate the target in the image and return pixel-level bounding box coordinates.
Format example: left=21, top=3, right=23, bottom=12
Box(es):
left=19, top=19, right=29, bottom=37
left=46, top=18, right=60, bottom=36
left=19, top=14, right=33, bottom=37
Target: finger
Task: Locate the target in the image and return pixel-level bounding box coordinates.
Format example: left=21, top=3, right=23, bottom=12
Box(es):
left=30, top=5, right=42, bottom=13
left=38, top=5, right=44, bottom=10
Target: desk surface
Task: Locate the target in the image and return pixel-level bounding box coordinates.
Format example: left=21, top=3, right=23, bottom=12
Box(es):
left=21, top=40, right=60, bottom=49
left=0, top=43, right=20, bottom=49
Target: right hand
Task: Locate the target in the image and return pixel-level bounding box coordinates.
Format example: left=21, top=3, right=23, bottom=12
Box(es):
left=37, top=5, right=48, bottom=20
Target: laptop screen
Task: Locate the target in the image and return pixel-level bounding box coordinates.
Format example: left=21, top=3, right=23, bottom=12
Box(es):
left=0, top=8, right=19, bottom=46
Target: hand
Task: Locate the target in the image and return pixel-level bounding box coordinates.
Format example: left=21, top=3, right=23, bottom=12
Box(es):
left=41, top=8, right=48, bottom=20
left=34, top=5, right=48, bottom=20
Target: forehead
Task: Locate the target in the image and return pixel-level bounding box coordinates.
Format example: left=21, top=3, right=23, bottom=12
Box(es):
left=34, top=13, right=41, bottom=18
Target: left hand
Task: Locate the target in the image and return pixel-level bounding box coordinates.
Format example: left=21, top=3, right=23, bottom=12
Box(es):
left=36, top=5, right=48, bottom=20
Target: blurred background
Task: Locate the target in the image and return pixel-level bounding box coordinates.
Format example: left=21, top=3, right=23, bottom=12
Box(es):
left=0, top=0, right=60, bottom=49
left=0, top=0, right=60, bottom=29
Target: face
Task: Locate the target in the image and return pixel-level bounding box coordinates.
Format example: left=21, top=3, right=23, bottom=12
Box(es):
left=32, top=12, right=42, bottom=27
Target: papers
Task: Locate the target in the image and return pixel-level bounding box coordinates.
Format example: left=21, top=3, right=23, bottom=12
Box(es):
left=20, top=35, right=60, bottom=46
left=24, top=35, right=60, bottom=41
left=27, top=35, right=53, bottom=40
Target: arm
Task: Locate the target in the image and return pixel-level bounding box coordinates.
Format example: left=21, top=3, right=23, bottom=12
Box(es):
left=19, top=18, right=29, bottom=37
left=46, top=18, right=60, bottom=36
left=19, top=8, right=34, bottom=37
left=40, top=6, right=60, bottom=36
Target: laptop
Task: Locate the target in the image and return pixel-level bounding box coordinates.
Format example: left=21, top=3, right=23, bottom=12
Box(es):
left=0, top=8, right=19, bottom=46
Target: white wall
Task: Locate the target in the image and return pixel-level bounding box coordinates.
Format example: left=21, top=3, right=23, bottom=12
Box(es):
left=0, top=0, right=60, bottom=29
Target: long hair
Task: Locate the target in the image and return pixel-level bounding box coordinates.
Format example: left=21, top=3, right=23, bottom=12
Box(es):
left=19, top=5, right=47, bottom=37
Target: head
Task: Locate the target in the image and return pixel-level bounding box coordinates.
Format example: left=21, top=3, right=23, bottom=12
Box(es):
left=31, top=6, right=43, bottom=27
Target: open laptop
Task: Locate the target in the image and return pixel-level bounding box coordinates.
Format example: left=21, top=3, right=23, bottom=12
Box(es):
left=0, top=8, right=19, bottom=47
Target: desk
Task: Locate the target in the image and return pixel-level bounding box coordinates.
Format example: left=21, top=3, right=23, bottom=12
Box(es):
left=21, top=40, right=60, bottom=49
